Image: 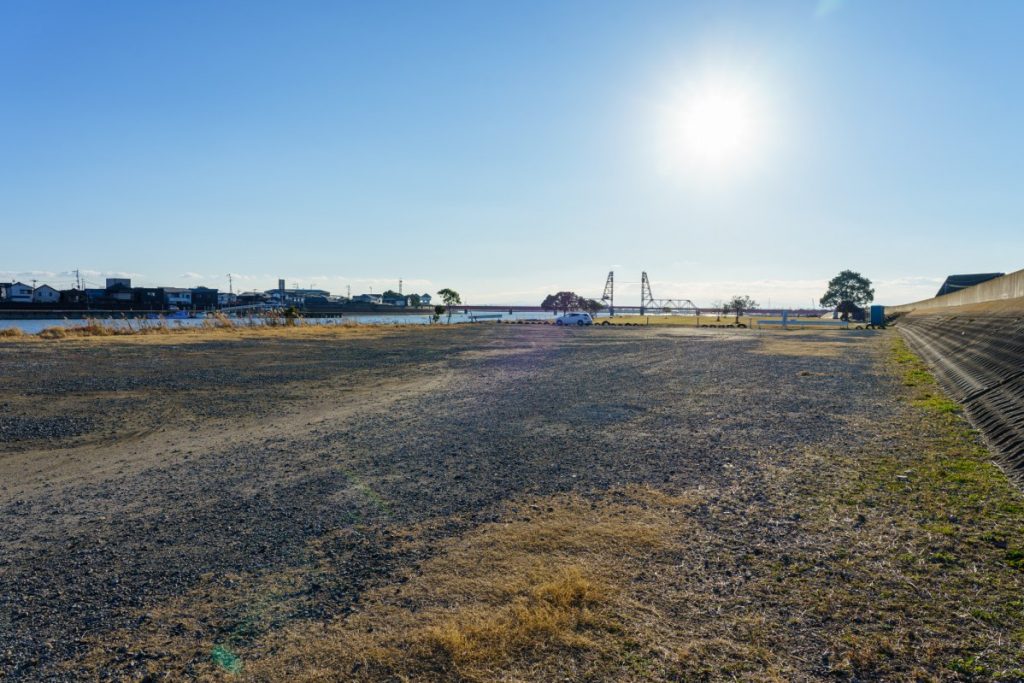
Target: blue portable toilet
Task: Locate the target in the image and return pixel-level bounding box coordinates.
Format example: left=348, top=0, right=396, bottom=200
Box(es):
left=870, top=305, right=885, bottom=326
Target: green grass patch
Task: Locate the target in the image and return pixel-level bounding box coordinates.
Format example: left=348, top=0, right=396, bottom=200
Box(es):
left=798, top=335, right=1024, bottom=676
left=1006, top=549, right=1024, bottom=571
left=914, top=392, right=961, bottom=414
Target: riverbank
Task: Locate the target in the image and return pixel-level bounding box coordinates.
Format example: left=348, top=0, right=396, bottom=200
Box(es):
left=2, top=326, right=1021, bottom=680
left=0, top=304, right=438, bottom=320
left=0, top=304, right=546, bottom=321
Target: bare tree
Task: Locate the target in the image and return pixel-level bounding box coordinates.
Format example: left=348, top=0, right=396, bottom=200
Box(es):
left=437, top=288, right=462, bottom=323
left=724, top=295, right=758, bottom=324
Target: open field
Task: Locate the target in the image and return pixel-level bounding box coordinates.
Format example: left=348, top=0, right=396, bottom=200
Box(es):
left=596, top=315, right=754, bottom=327
left=594, top=315, right=852, bottom=329
left=1, top=325, right=1022, bottom=681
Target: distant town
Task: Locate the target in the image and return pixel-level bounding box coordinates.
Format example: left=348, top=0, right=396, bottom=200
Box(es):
left=0, top=277, right=432, bottom=315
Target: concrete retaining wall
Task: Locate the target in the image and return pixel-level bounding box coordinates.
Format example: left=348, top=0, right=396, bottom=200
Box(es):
left=898, top=314, right=1024, bottom=481
left=888, top=267, right=1024, bottom=314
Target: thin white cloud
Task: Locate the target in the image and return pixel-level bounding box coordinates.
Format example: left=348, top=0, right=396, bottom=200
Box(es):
left=0, top=270, right=56, bottom=280
left=474, top=274, right=947, bottom=308
left=78, top=270, right=143, bottom=279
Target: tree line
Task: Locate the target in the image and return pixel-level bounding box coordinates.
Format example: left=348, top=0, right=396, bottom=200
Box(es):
left=540, top=291, right=604, bottom=315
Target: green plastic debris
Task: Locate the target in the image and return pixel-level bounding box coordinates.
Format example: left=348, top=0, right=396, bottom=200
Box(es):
left=211, top=644, right=243, bottom=674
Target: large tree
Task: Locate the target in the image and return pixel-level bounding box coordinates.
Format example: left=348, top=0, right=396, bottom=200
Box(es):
left=579, top=298, right=605, bottom=316
left=437, top=288, right=462, bottom=323
left=820, top=270, right=874, bottom=309
left=724, top=295, right=758, bottom=323
left=541, top=291, right=584, bottom=314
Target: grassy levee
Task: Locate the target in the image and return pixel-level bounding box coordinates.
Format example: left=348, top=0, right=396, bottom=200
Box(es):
left=781, top=334, right=1024, bottom=680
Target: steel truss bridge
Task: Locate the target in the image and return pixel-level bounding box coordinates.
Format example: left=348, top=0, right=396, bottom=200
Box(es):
left=600, top=271, right=700, bottom=316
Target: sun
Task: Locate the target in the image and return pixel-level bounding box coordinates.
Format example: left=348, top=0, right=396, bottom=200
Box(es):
left=660, top=78, right=766, bottom=178
left=679, top=86, right=754, bottom=164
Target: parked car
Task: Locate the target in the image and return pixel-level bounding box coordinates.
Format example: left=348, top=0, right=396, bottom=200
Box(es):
left=555, top=312, right=593, bottom=326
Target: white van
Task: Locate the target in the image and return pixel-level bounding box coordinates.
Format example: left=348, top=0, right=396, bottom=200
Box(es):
left=555, top=312, right=593, bottom=326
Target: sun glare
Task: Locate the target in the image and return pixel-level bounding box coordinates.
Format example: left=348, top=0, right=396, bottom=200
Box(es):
left=659, top=77, right=767, bottom=179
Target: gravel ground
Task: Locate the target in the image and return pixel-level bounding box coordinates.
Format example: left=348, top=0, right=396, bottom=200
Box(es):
left=1, top=326, right=893, bottom=679
left=0, top=415, right=96, bottom=444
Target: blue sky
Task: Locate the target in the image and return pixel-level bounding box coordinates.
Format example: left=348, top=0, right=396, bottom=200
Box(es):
left=2, top=0, right=1022, bottom=306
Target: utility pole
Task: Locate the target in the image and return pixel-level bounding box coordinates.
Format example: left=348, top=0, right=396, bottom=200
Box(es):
left=227, top=273, right=233, bottom=294
left=399, top=279, right=403, bottom=295
left=347, top=285, right=351, bottom=298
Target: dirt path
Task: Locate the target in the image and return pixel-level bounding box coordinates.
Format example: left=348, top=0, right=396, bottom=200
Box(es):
left=0, top=370, right=456, bottom=501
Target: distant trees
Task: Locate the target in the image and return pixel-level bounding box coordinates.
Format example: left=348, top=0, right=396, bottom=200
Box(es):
left=820, top=270, right=874, bottom=309
left=724, top=295, right=758, bottom=323
left=541, top=291, right=604, bottom=315
left=579, top=297, right=604, bottom=316
left=437, top=288, right=462, bottom=323
left=541, top=292, right=576, bottom=314
left=710, top=299, right=724, bottom=321
left=408, top=294, right=421, bottom=308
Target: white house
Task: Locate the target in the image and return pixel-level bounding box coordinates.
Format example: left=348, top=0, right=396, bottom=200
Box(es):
left=4, top=282, right=33, bottom=303
left=352, top=294, right=382, bottom=304
left=164, top=287, right=192, bottom=308
left=32, top=285, right=60, bottom=303
left=420, top=293, right=432, bottom=306
left=217, top=292, right=238, bottom=306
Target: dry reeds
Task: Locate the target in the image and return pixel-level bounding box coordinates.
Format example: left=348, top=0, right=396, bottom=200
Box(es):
left=37, top=321, right=126, bottom=338
left=3, top=314, right=411, bottom=341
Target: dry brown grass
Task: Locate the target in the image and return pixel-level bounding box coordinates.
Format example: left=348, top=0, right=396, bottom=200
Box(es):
left=4, top=320, right=448, bottom=345
left=36, top=321, right=129, bottom=339
left=755, top=336, right=852, bottom=357
left=245, top=487, right=704, bottom=682
left=601, top=315, right=753, bottom=327
left=74, top=485, right=707, bottom=681
left=420, top=566, right=609, bottom=666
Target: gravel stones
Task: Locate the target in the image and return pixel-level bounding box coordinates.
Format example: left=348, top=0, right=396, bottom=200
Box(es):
left=0, top=326, right=883, bottom=680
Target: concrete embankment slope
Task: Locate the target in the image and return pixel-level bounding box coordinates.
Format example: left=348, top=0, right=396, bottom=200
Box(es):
left=888, top=267, right=1024, bottom=314
left=893, top=280, right=1024, bottom=479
